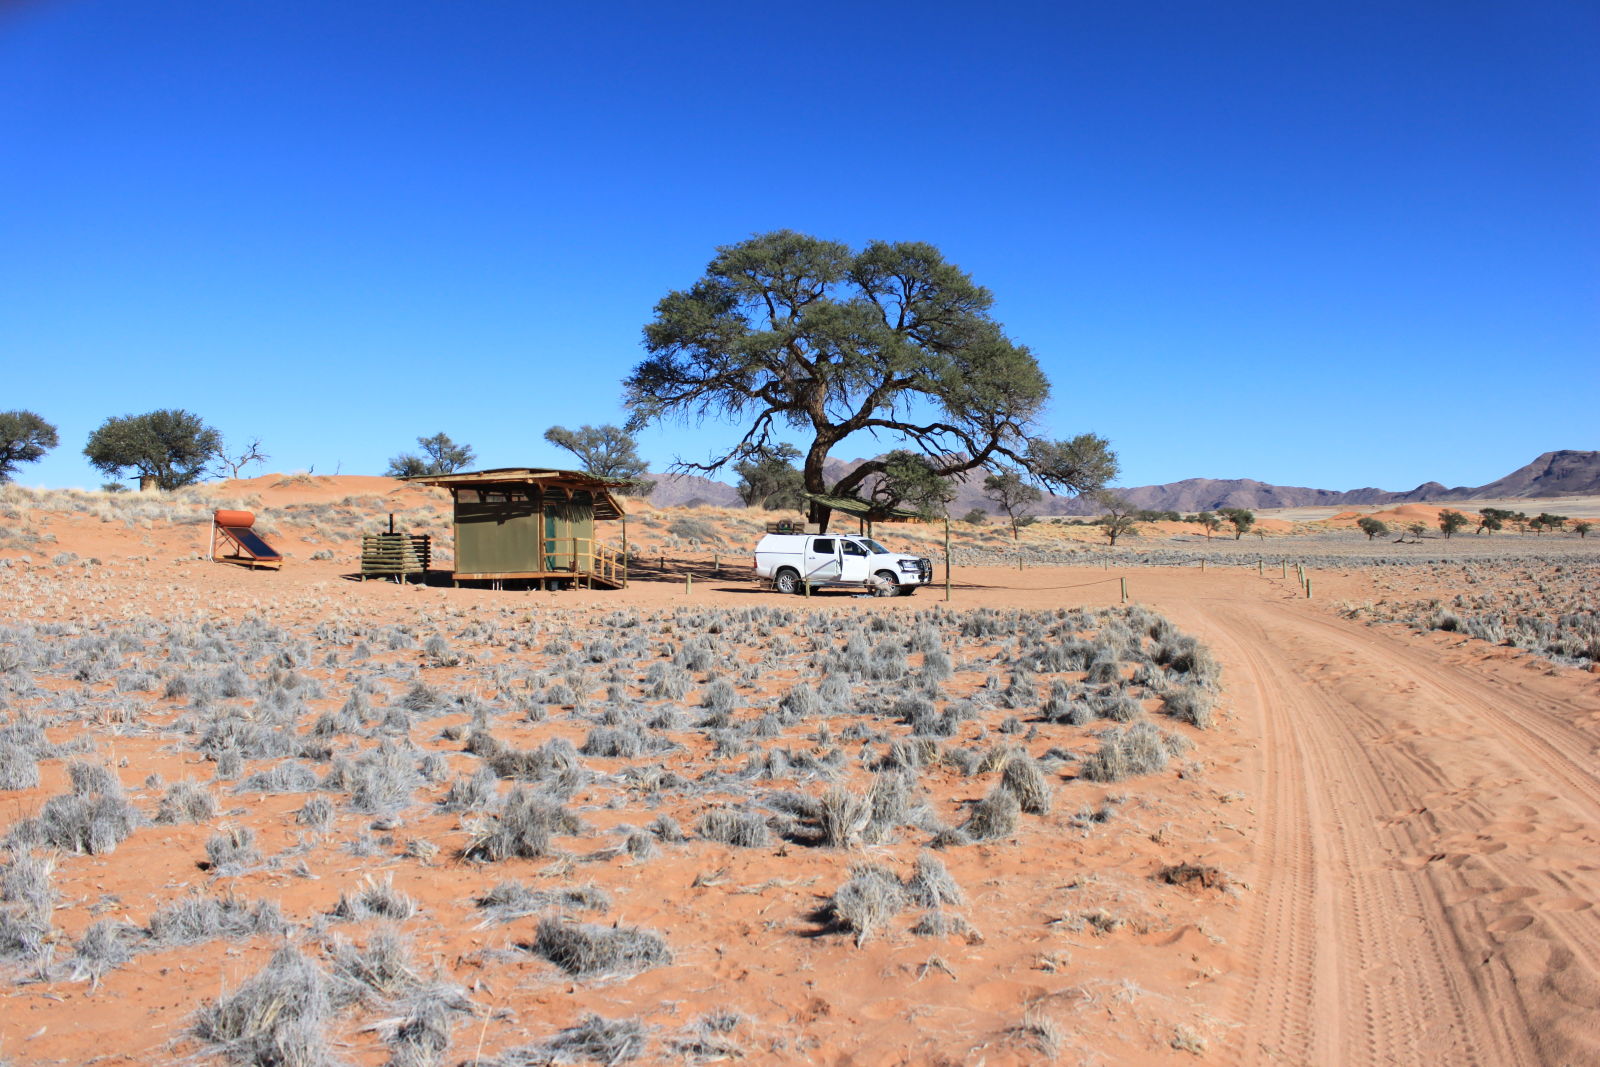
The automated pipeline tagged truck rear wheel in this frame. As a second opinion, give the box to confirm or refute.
[774,568,801,595]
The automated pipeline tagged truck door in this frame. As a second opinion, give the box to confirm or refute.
[805,537,841,584]
[839,538,870,582]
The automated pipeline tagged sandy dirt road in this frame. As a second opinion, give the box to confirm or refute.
[1157,589,1600,1066]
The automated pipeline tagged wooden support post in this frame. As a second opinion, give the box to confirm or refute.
[1306,577,1313,599]
[685,573,692,595]
[713,552,719,576]
[1120,577,1127,603]
[621,516,629,588]
[1258,558,1264,576]
[1199,559,1205,573]
[944,517,952,603]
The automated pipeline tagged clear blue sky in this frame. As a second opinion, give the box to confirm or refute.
[4,1,1596,493]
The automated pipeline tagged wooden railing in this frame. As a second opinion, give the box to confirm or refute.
[544,537,625,587]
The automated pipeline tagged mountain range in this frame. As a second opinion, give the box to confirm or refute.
[643,450,1600,515]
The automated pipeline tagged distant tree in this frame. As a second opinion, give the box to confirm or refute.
[1357,516,1389,541]
[623,230,1116,531]
[387,433,474,479]
[1476,508,1511,535]
[215,436,269,480]
[1437,510,1469,539]
[733,443,806,511]
[543,424,653,495]
[101,482,128,494]
[983,470,1043,540]
[84,409,222,491]
[1531,512,1568,535]
[1096,493,1139,546]
[1405,522,1427,541]
[872,450,958,519]
[1219,507,1255,540]
[1510,511,1530,534]
[1194,511,1222,540]
[0,410,59,482]
[962,508,989,525]
[1574,520,1593,539]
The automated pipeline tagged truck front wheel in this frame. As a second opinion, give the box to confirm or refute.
[774,568,802,595]
[871,571,900,597]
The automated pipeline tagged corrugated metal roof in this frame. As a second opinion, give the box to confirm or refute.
[409,469,627,520]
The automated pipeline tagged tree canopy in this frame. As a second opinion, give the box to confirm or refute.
[1437,509,1469,539]
[1356,516,1389,540]
[1096,493,1139,546]
[1219,507,1255,540]
[84,409,221,491]
[624,230,1115,529]
[734,443,806,511]
[983,470,1043,540]
[543,424,653,495]
[0,410,58,482]
[387,433,474,478]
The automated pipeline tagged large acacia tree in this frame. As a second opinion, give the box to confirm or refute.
[624,231,1115,530]
[84,409,222,491]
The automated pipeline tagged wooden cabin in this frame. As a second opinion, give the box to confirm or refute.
[410,469,627,589]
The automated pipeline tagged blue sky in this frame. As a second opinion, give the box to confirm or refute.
[3,1,1595,494]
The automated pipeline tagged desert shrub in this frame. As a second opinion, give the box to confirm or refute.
[778,682,823,719]
[436,767,498,812]
[697,808,770,848]
[476,881,611,924]
[237,761,319,794]
[147,892,286,946]
[817,785,869,848]
[295,795,335,830]
[1091,688,1143,723]
[328,925,419,1007]
[18,782,141,855]
[71,918,142,986]
[518,1013,647,1066]
[192,944,335,1067]
[339,741,422,813]
[0,742,40,790]
[206,824,262,874]
[383,982,474,1067]
[962,785,1020,841]
[1161,685,1214,728]
[999,753,1052,814]
[0,851,54,963]
[827,862,906,945]
[580,726,647,759]
[903,852,964,908]
[331,873,416,921]
[1079,722,1187,782]
[156,780,219,824]
[649,814,684,842]
[463,788,581,861]
[530,917,671,977]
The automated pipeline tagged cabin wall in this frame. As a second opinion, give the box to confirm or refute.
[454,488,543,575]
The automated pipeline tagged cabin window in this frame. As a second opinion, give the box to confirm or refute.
[841,540,866,556]
[811,538,835,554]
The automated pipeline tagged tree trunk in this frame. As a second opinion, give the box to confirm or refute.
[139,475,159,493]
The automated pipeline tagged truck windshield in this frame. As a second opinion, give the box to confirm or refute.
[859,539,889,554]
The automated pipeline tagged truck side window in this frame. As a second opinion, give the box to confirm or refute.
[841,540,866,556]
[810,538,835,554]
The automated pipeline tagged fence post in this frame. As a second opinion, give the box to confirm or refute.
[1120,577,1127,603]
[1306,577,1312,599]
[685,573,692,595]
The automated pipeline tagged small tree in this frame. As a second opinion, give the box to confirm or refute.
[1357,516,1389,541]
[1531,512,1568,535]
[1476,508,1510,535]
[84,409,222,491]
[543,424,653,495]
[215,436,269,480]
[1437,510,1469,539]
[1406,521,1427,541]
[873,450,957,519]
[983,470,1043,540]
[1194,511,1222,540]
[1096,493,1139,546]
[1574,520,1593,539]
[0,410,58,482]
[1219,507,1255,540]
[387,433,474,478]
[733,444,807,511]
[961,508,988,525]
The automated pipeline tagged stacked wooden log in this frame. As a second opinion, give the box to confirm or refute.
[360,533,431,580]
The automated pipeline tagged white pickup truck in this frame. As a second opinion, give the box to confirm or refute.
[753,533,933,596]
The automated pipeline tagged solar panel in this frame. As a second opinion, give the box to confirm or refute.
[221,526,282,560]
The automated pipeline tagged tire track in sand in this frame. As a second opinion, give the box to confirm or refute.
[1168,597,1598,1065]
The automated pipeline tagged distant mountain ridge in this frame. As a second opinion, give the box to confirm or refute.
[644,450,1600,515]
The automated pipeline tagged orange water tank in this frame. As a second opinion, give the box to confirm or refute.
[213,510,255,528]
